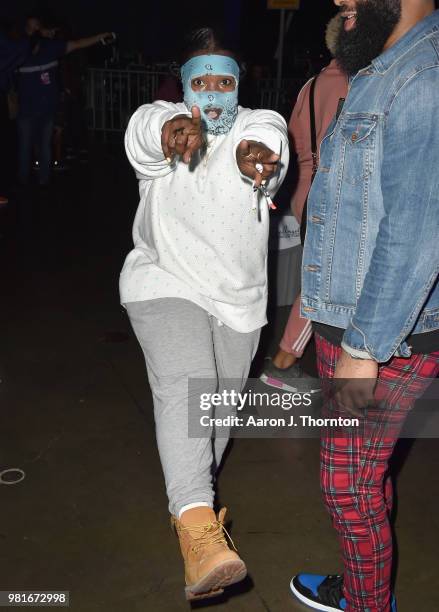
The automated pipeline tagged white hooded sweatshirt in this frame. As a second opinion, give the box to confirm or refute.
[120,101,289,333]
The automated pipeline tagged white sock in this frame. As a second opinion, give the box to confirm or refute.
[178,502,211,519]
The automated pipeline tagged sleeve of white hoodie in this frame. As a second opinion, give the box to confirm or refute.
[124,100,191,180]
[233,107,289,196]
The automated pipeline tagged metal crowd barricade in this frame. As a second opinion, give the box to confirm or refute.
[257,77,306,119]
[85,69,306,135]
[85,67,168,134]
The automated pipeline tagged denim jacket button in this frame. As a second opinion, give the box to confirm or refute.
[351,133,358,142]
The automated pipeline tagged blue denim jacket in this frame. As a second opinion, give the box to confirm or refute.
[301,11,439,363]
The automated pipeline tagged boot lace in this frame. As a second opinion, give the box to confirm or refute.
[180,519,237,554]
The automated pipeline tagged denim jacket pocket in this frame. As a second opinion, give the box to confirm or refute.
[340,114,378,185]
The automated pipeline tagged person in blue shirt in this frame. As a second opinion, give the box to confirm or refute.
[17,16,112,186]
[0,27,30,203]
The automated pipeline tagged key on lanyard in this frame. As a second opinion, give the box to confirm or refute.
[252,182,277,222]
[258,183,277,210]
[255,162,277,210]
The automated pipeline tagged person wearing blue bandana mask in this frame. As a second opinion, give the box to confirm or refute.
[180,53,239,136]
[121,27,289,602]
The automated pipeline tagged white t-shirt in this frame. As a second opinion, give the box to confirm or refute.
[120,101,289,333]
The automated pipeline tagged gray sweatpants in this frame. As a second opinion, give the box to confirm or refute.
[126,298,260,517]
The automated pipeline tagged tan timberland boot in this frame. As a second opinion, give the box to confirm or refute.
[171,506,247,601]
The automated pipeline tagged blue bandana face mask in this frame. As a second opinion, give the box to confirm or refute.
[181,54,240,135]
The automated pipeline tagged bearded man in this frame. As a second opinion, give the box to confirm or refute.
[290,1,439,611]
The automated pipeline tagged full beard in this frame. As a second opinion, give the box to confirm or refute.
[335,0,402,75]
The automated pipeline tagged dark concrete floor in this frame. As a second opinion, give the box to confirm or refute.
[1,145,438,612]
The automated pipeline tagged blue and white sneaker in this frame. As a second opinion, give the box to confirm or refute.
[290,573,397,611]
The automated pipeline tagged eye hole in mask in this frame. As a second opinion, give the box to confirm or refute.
[190,75,237,93]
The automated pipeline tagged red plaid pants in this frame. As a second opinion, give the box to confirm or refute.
[316,334,439,612]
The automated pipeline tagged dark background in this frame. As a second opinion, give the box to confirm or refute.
[0,0,338,67]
